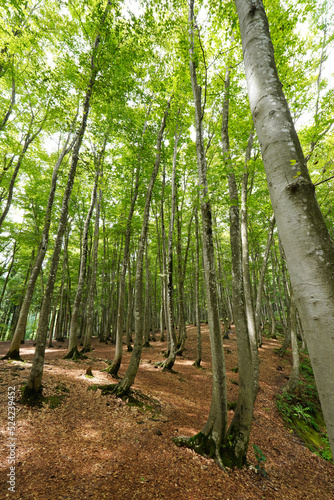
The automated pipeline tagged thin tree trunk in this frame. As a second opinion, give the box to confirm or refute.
[193,207,201,367]
[241,130,259,398]
[108,103,152,375]
[254,214,275,339]
[110,99,171,396]
[283,293,299,393]
[82,188,102,352]
[161,120,181,369]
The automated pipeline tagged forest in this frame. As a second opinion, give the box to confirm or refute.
[0,0,334,498]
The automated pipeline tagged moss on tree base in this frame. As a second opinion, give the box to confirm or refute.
[104,361,121,378]
[20,384,44,407]
[2,349,24,361]
[64,346,88,360]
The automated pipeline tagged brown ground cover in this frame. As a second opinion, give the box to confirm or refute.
[1,325,333,499]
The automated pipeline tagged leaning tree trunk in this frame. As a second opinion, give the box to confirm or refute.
[4,126,76,359]
[66,168,100,359]
[235,0,334,456]
[21,7,110,398]
[173,0,228,469]
[109,99,171,397]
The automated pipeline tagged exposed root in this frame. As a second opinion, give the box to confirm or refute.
[173,432,229,471]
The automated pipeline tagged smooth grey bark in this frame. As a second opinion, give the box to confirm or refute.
[126,258,133,351]
[3,129,77,360]
[173,1,228,469]
[66,170,99,358]
[235,0,334,456]
[22,6,110,396]
[110,99,170,396]
[143,241,151,348]
[82,187,102,353]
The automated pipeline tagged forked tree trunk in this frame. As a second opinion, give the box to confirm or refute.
[235,0,334,455]
[110,99,171,396]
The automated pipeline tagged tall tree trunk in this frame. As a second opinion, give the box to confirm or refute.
[241,130,259,398]
[82,187,102,353]
[66,169,100,359]
[108,104,152,375]
[283,292,299,393]
[3,125,76,359]
[22,7,110,398]
[254,214,275,338]
[161,120,181,370]
[110,99,171,396]
[193,207,201,368]
[224,173,254,467]
[173,1,228,469]
[220,56,255,465]
[235,0,334,455]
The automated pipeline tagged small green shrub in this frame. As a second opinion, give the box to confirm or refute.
[252,444,267,477]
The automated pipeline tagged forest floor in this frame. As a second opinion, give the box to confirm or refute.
[0,325,334,500]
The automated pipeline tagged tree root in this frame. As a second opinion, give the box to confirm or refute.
[172,432,227,471]
[64,346,88,360]
[2,349,24,361]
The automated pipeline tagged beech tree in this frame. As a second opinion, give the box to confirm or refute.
[234,0,334,456]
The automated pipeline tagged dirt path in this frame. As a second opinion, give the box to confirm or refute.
[1,325,333,499]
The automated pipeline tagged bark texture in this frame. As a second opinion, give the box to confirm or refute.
[235,0,334,455]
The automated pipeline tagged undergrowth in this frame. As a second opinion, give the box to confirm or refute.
[276,356,332,461]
